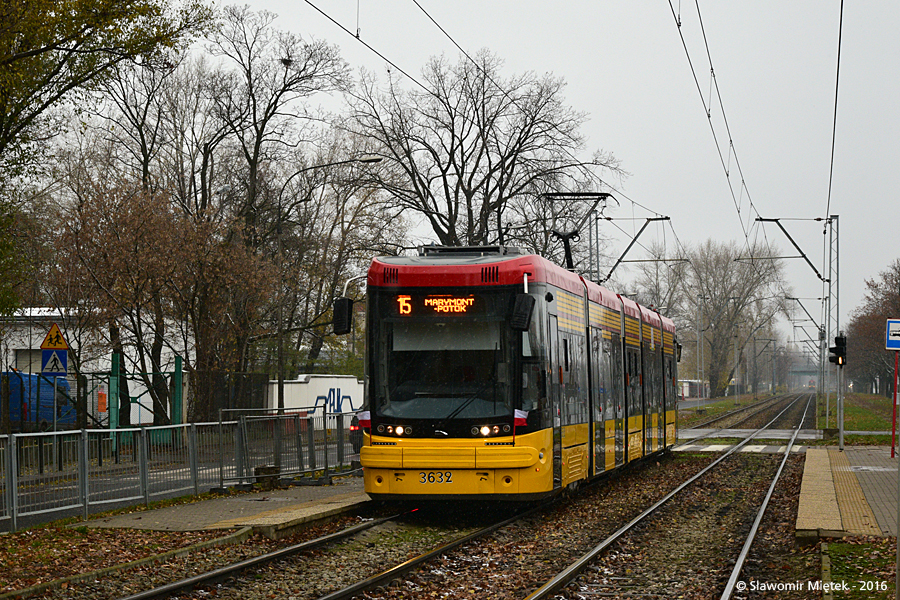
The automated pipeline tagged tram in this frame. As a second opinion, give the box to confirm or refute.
[333,245,679,500]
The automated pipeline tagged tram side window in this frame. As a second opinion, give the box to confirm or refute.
[562,333,587,426]
[651,353,660,409]
[599,336,613,418]
[665,358,676,411]
[521,316,551,426]
[628,350,641,416]
[655,353,663,408]
[590,328,604,421]
[521,328,543,413]
[643,351,654,408]
[610,336,623,414]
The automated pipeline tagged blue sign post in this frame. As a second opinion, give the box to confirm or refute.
[888,319,900,462]
[888,319,900,583]
[886,319,900,351]
[41,349,68,376]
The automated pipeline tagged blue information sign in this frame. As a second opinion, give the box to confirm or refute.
[887,319,900,351]
[41,349,68,376]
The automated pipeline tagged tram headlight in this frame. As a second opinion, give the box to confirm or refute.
[492,425,500,434]
[471,427,480,435]
[480,425,491,436]
[395,426,405,436]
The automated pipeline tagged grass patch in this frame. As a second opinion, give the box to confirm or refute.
[803,434,894,447]
[825,537,896,599]
[819,393,893,431]
[679,437,745,445]
[678,394,762,428]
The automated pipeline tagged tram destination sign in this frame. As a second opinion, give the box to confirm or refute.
[394,294,484,316]
[887,319,900,351]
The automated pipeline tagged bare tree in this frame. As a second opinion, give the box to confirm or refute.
[683,240,786,397]
[96,61,177,193]
[209,5,349,242]
[287,156,401,373]
[632,239,689,316]
[347,49,621,248]
[845,259,900,395]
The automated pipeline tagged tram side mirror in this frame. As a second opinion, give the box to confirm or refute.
[510,294,536,331]
[333,297,353,335]
[676,342,683,362]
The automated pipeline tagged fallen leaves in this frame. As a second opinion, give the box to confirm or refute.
[0,526,222,593]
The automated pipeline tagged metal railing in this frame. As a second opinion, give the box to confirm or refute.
[0,408,361,532]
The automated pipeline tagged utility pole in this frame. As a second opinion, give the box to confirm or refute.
[826,215,840,428]
[733,332,739,399]
[698,296,708,400]
[697,299,701,400]
[752,338,757,397]
[757,215,838,425]
[772,345,777,393]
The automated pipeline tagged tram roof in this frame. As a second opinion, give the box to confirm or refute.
[369,248,585,295]
[369,247,677,335]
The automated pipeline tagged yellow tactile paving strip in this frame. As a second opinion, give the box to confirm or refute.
[796,448,842,533]
[829,448,881,536]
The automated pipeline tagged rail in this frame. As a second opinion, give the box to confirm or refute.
[116,512,401,600]
[525,393,811,600]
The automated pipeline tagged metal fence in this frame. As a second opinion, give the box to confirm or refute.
[0,408,361,532]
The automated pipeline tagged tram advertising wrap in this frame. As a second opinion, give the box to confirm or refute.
[333,246,679,501]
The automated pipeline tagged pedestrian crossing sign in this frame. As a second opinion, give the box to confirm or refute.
[40,323,69,350]
[41,349,68,376]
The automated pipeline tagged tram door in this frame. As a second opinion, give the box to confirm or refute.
[658,337,667,449]
[549,315,562,489]
[624,344,643,463]
[641,344,651,456]
[641,344,650,456]
[664,351,677,446]
[611,336,625,468]
[642,342,658,455]
[590,327,605,475]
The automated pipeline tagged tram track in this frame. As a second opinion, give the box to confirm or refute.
[527,393,814,600]
[688,393,792,430]
[102,454,721,600]
[54,396,814,600]
[314,455,723,600]
[113,503,549,600]
[287,395,811,600]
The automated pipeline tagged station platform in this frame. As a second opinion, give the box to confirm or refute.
[85,474,370,540]
[675,432,898,541]
[796,446,897,541]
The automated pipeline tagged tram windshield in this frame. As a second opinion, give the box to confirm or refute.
[371,290,514,420]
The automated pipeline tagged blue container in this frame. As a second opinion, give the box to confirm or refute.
[2,372,74,431]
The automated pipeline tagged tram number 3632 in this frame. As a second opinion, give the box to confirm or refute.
[419,471,453,484]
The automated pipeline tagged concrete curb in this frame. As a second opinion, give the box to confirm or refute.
[0,527,252,600]
[820,542,834,600]
[251,499,371,540]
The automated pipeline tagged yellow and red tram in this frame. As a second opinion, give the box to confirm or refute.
[335,246,680,500]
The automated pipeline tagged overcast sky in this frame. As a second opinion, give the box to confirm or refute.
[248,0,899,340]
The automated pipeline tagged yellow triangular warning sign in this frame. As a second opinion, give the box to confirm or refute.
[40,323,69,350]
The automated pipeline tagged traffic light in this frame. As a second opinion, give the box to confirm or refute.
[829,335,847,366]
